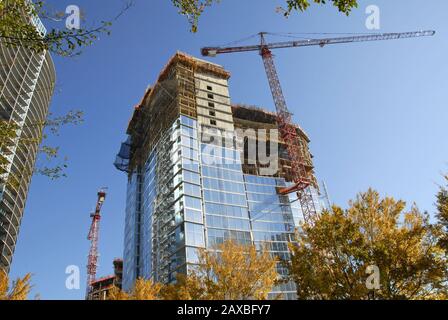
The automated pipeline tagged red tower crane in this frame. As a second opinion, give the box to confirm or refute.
[86,188,107,299]
[201,30,435,223]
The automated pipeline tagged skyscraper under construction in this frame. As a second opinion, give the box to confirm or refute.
[115,52,328,299]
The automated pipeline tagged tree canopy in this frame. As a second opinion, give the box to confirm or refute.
[110,240,278,300]
[166,240,278,300]
[288,189,448,300]
[0,271,32,300]
[436,175,448,252]
[109,278,162,300]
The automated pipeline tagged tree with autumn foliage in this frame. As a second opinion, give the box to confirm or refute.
[0,271,32,300]
[436,175,448,253]
[288,189,448,300]
[110,240,278,300]
[160,273,205,300]
[109,278,162,300]
[165,240,278,300]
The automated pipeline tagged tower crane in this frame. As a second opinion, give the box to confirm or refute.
[86,188,107,299]
[201,30,435,223]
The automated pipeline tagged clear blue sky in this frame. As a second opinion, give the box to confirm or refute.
[8,0,448,299]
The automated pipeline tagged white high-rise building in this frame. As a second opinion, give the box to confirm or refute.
[0,10,56,273]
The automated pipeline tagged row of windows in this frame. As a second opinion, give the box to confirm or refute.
[180,136,198,150]
[182,161,200,173]
[252,231,292,242]
[204,190,247,206]
[182,181,268,208]
[186,246,200,264]
[180,115,196,128]
[181,147,199,161]
[169,225,186,252]
[200,127,237,147]
[161,180,290,222]
[254,241,289,252]
[246,192,281,203]
[203,162,242,172]
[185,222,205,248]
[181,125,198,138]
[202,165,244,182]
[183,183,201,198]
[184,208,203,224]
[207,228,252,247]
[249,211,293,223]
[183,170,200,185]
[201,155,241,167]
[204,203,249,219]
[248,202,292,214]
[205,215,251,231]
[184,196,202,210]
[244,175,286,187]
[252,221,294,232]
[203,177,246,194]
[200,144,240,161]
[245,183,278,195]
[168,249,186,272]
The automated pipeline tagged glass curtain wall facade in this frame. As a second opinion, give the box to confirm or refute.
[123,115,205,289]
[123,114,327,299]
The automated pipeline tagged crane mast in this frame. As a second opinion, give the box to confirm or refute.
[201,30,435,223]
[259,33,318,222]
[86,189,107,299]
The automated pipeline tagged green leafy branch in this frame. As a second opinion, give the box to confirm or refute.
[0,110,84,187]
[0,0,133,57]
[171,0,358,33]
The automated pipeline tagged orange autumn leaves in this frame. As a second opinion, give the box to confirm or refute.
[0,271,32,300]
[109,240,279,300]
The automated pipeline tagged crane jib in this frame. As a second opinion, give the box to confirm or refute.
[201,30,436,56]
